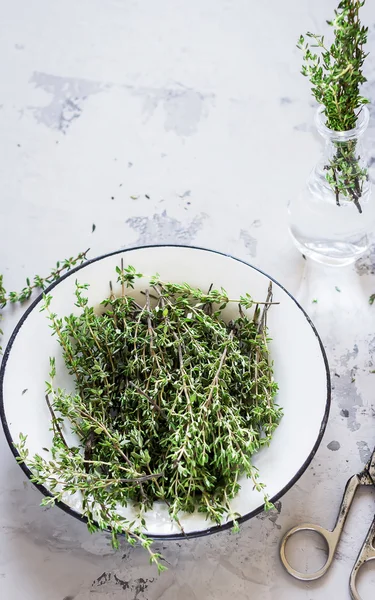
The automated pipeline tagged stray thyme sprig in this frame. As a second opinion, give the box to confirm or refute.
[16,265,282,571]
[0,275,6,354]
[298,0,369,212]
[1,249,90,308]
[0,250,89,355]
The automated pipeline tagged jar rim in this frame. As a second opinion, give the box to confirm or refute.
[315,105,369,140]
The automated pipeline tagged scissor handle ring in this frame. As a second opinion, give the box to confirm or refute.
[350,556,375,600]
[349,517,375,600]
[280,523,336,581]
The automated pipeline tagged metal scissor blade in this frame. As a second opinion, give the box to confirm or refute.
[358,446,375,486]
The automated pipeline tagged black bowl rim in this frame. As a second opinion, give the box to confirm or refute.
[0,244,331,540]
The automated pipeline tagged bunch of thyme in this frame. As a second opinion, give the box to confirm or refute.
[0,250,89,354]
[16,263,282,571]
[298,0,369,212]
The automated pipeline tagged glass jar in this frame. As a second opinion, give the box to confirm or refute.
[288,106,375,266]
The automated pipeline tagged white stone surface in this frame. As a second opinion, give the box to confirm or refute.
[0,1,375,598]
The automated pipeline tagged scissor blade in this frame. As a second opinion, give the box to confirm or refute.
[359,446,375,486]
[358,471,375,486]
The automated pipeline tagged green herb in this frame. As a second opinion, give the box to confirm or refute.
[369,294,375,305]
[298,0,369,212]
[15,264,282,570]
[0,250,89,309]
[0,275,5,355]
[312,298,318,304]
[0,250,89,354]
[335,286,341,292]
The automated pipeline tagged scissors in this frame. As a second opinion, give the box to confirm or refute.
[280,445,375,600]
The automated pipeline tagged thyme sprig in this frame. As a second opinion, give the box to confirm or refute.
[15,264,282,571]
[0,250,89,354]
[0,249,90,308]
[298,0,369,212]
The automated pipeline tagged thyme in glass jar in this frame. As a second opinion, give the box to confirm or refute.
[298,0,369,212]
[15,264,282,571]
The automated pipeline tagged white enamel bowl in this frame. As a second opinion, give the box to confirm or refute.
[0,245,330,539]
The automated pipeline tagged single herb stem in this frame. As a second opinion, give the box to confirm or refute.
[0,250,90,355]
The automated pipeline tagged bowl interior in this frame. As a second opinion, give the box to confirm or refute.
[0,246,329,537]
